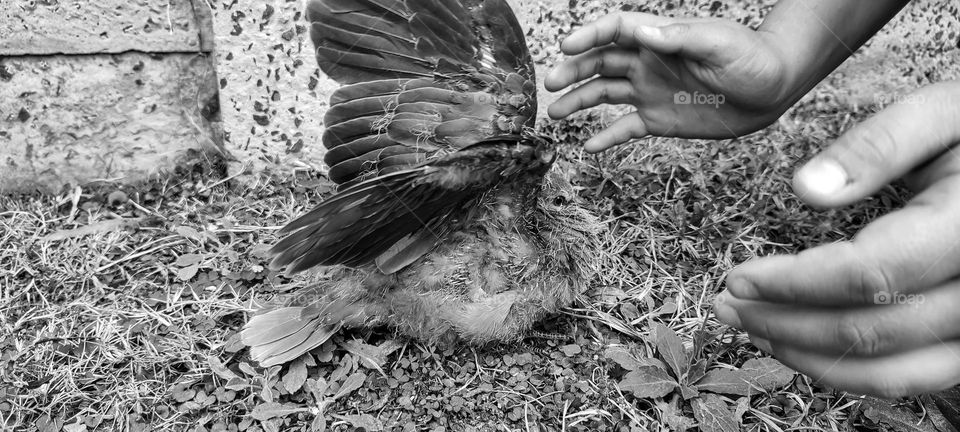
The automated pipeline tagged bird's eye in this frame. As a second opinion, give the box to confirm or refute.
[553,195,568,206]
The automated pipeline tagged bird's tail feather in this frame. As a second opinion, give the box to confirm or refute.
[240,298,371,367]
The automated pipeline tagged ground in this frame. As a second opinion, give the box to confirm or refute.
[3,0,960,431]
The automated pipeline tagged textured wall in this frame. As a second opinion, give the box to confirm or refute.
[0,0,205,55]
[0,53,220,191]
[0,0,218,192]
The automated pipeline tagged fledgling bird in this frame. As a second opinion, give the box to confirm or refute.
[241,0,603,367]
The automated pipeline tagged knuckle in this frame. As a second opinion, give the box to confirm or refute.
[835,316,886,357]
[852,259,896,304]
[838,124,898,169]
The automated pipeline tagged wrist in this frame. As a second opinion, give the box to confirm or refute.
[754,28,806,111]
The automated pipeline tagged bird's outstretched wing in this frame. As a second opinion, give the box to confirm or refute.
[309,0,539,186]
[270,0,548,274]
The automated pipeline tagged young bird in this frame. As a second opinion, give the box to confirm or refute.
[241,0,603,367]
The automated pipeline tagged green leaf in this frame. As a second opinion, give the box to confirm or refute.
[560,344,582,356]
[652,322,688,378]
[282,355,309,393]
[695,368,751,396]
[618,366,678,399]
[333,372,366,401]
[177,264,199,281]
[604,346,667,371]
[656,400,695,432]
[695,358,795,396]
[740,358,795,391]
[174,253,205,267]
[691,394,739,432]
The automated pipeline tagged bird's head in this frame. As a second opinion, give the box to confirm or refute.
[533,163,603,279]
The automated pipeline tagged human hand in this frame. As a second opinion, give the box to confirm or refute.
[545,13,794,152]
[715,81,960,398]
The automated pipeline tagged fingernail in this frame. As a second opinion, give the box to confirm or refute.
[726,276,759,300]
[750,335,773,354]
[713,294,743,328]
[796,158,848,197]
[635,25,664,41]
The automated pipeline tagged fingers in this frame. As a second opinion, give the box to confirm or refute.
[794,82,960,208]
[584,112,649,153]
[548,78,636,120]
[725,175,960,305]
[754,337,960,398]
[715,281,960,358]
[560,13,672,55]
[545,47,638,93]
[630,20,737,64]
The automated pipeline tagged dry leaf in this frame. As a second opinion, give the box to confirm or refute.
[207,356,240,381]
[331,414,383,431]
[41,217,144,242]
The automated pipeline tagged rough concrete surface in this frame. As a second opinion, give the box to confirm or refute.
[0,0,204,55]
[0,53,220,191]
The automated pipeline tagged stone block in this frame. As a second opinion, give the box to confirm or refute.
[0,53,221,191]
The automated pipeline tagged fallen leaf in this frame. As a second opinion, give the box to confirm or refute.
[207,356,240,381]
[691,394,739,432]
[618,366,678,399]
[330,414,383,431]
[282,355,309,393]
[343,339,401,377]
[860,397,936,432]
[652,322,688,378]
[41,217,144,242]
[250,402,309,421]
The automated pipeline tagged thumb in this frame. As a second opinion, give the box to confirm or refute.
[633,20,741,63]
[793,83,960,208]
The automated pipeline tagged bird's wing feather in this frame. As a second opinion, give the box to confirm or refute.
[271,141,551,273]
[307,0,538,186]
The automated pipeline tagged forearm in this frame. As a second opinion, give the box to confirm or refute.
[759,0,910,106]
